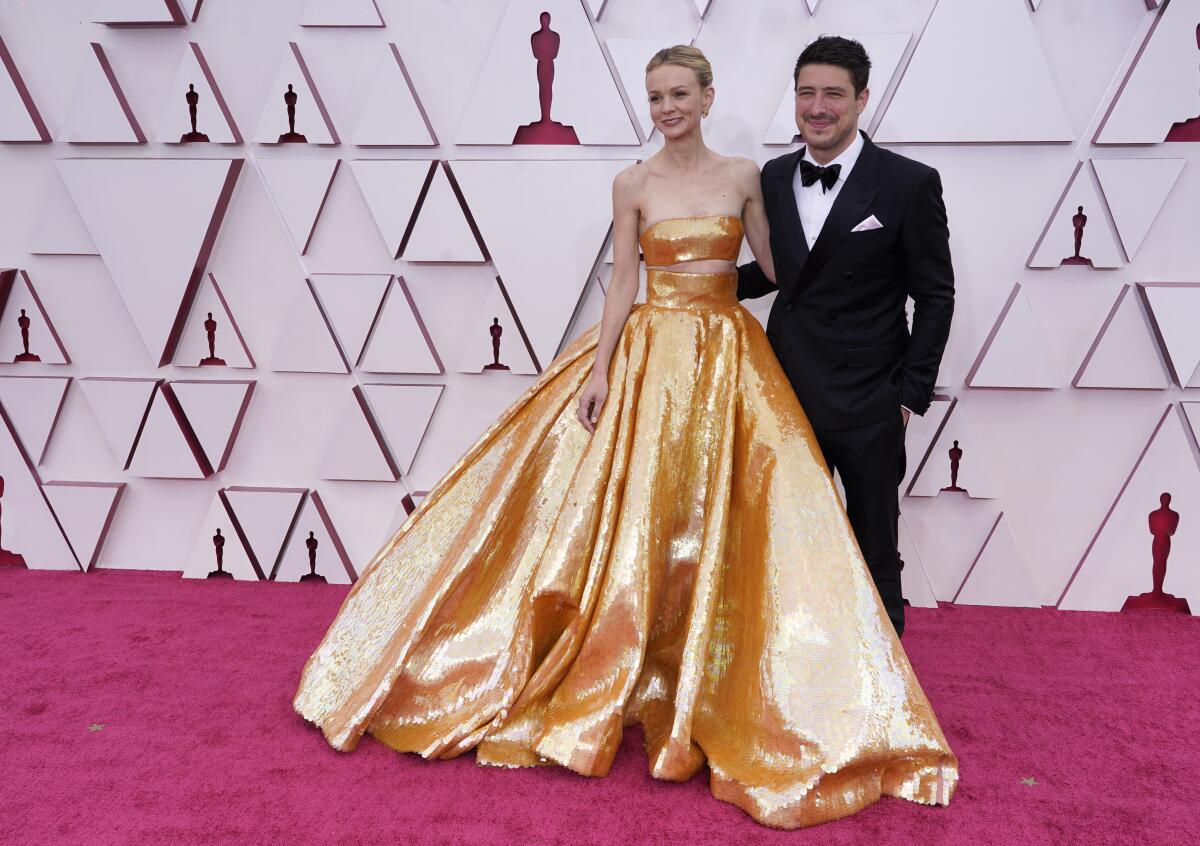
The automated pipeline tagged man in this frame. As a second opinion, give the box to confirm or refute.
[738,36,954,636]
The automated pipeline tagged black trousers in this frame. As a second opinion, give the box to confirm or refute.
[813,413,907,637]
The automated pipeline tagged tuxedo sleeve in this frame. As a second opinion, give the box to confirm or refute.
[736,260,774,300]
[736,165,776,300]
[898,168,954,415]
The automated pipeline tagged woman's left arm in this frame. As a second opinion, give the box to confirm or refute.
[739,159,776,286]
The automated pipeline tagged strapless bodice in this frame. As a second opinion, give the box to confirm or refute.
[639,215,743,266]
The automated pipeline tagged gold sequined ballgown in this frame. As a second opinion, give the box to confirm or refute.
[293,215,958,829]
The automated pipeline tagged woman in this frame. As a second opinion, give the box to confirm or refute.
[294,46,957,829]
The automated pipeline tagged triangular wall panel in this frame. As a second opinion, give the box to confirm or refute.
[42,481,124,571]
[352,43,436,145]
[898,515,938,609]
[1092,158,1185,260]
[348,159,432,259]
[269,279,349,374]
[309,273,392,366]
[907,400,998,499]
[170,380,254,473]
[558,275,605,353]
[182,493,261,580]
[275,491,356,582]
[456,0,638,145]
[901,396,953,494]
[1028,162,1123,269]
[1059,405,1200,612]
[1140,284,1200,388]
[62,43,145,143]
[0,412,77,570]
[954,514,1042,608]
[126,384,207,478]
[455,281,539,375]
[452,160,629,367]
[252,42,338,145]
[358,276,443,374]
[300,0,384,26]
[58,158,242,366]
[0,376,70,464]
[172,273,255,369]
[1096,0,1200,144]
[581,0,608,20]
[965,283,1059,389]
[605,37,669,142]
[77,377,159,468]
[317,386,398,481]
[360,383,443,475]
[154,42,241,144]
[256,158,340,255]
[1184,402,1200,450]
[1073,285,1171,390]
[903,493,1002,601]
[222,486,306,578]
[29,167,99,255]
[0,35,50,141]
[0,270,69,365]
[402,163,485,263]
[91,0,186,25]
[875,0,1072,142]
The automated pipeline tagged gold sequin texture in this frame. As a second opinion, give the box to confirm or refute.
[294,215,958,829]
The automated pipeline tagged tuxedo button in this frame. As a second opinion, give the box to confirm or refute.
[786,303,795,312]
[828,313,839,322]
[842,271,854,279]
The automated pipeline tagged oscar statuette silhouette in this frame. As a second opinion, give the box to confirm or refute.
[940,440,968,494]
[1061,205,1093,267]
[199,312,226,366]
[300,531,326,583]
[483,317,510,371]
[180,83,209,142]
[14,309,41,363]
[278,84,307,143]
[207,527,233,579]
[512,12,580,144]
[0,476,28,567]
[1121,493,1191,613]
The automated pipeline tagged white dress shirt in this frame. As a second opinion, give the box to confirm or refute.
[792,131,864,249]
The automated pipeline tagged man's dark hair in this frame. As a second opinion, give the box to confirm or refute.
[793,36,871,95]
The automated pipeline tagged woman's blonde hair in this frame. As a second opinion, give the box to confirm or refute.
[645,45,713,88]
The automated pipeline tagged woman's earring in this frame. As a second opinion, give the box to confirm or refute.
[702,107,710,118]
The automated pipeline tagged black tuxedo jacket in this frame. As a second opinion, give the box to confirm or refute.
[738,132,954,431]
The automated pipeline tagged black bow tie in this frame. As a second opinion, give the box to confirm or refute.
[799,158,841,193]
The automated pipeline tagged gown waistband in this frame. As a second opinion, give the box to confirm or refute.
[645,269,739,311]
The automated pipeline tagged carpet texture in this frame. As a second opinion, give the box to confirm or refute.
[2,567,1197,845]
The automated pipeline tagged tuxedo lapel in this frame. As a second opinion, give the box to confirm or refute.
[791,133,881,294]
[773,149,809,276]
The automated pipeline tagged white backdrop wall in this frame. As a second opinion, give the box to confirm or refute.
[1,0,1199,613]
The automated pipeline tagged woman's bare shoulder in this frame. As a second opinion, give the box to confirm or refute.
[722,155,761,184]
[614,161,652,189]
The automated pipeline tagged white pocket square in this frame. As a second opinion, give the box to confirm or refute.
[851,214,883,232]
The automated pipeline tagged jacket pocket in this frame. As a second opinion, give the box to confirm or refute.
[843,340,905,367]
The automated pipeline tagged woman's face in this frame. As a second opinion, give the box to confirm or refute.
[646,64,712,139]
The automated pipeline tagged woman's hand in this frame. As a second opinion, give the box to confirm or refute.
[577,373,608,434]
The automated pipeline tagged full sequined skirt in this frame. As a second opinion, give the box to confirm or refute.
[293,271,958,829]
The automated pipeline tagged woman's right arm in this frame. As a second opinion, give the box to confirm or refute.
[577,167,640,433]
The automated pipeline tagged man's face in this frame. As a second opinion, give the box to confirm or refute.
[794,63,868,156]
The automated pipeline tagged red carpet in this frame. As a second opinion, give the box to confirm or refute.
[3,567,1197,845]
